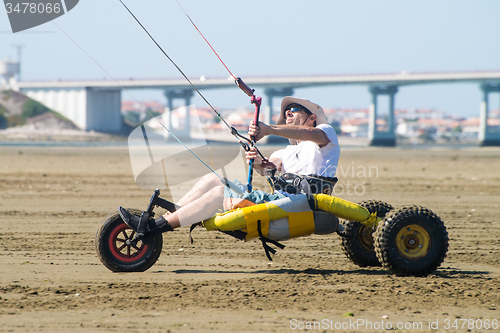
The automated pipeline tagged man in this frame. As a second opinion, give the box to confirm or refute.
[118,97,340,236]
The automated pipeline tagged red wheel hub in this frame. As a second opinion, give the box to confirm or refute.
[109,223,149,262]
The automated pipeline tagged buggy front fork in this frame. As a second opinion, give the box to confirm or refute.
[134,189,179,240]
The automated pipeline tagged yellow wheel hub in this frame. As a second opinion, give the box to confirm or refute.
[358,225,376,251]
[395,224,431,260]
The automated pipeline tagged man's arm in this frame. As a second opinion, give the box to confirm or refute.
[249,121,330,148]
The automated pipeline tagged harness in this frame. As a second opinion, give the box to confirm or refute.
[268,172,338,196]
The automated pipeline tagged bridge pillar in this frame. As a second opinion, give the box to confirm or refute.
[86,88,122,133]
[479,83,500,146]
[368,85,398,147]
[22,87,122,132]
[264,87,294,143]
[163,89,194,141]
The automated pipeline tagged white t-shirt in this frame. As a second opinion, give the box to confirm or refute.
[269,124,340,178]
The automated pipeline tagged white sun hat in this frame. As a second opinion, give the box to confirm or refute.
[276,96,328,126]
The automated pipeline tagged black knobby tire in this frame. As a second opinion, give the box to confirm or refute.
[95,209,163,272]
[374,205,449,277]
[340,200,393,267]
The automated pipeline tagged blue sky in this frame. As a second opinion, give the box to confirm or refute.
[2,0,500,117]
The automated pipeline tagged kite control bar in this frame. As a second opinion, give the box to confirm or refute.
[234,77,264,192]
[236,77,255,97]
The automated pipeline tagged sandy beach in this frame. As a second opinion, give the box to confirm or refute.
[0,144,499,332]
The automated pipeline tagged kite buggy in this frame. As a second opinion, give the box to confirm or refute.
[95,1,449,277]
[95,170,449,277]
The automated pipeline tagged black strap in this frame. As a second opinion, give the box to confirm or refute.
[308,174,338,184]
[189,222,202,244]
[189,223,247,244]
[220,230,247,241]
[257,220,285,261]
[299,178,316,210]
[261,241,276,261]
[135,211,150,240]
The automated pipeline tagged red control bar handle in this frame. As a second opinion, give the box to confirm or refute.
[235,77,254,97]
[250,95,262,142]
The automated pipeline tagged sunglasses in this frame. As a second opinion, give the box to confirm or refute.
[286,105,312,115]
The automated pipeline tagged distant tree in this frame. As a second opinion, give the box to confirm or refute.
[149,110,161,118]
[8,114,25,127]
[418,130,435,143]
[0,104,11,129]
[1,90,12,101]
[123,112,141,126]
[22,99,51,118]
[143,110,161,122]
[329,120,341,135]
[0,113,7,129]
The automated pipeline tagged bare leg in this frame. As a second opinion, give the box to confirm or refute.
[175,173,221,207]
[118,180,226,235]
[164,184,224,228]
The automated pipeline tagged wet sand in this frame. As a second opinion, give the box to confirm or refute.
[0,145,499,332]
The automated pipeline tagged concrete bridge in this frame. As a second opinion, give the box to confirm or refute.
[13,70,500,146]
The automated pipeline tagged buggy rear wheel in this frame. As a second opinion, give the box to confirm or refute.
[374,205,448,277]
[95,209,163,272]
[340,200,393,267]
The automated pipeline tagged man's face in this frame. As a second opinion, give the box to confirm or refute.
[285,105,313,126]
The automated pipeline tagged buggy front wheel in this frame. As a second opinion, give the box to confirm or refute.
[95,209,163,272]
